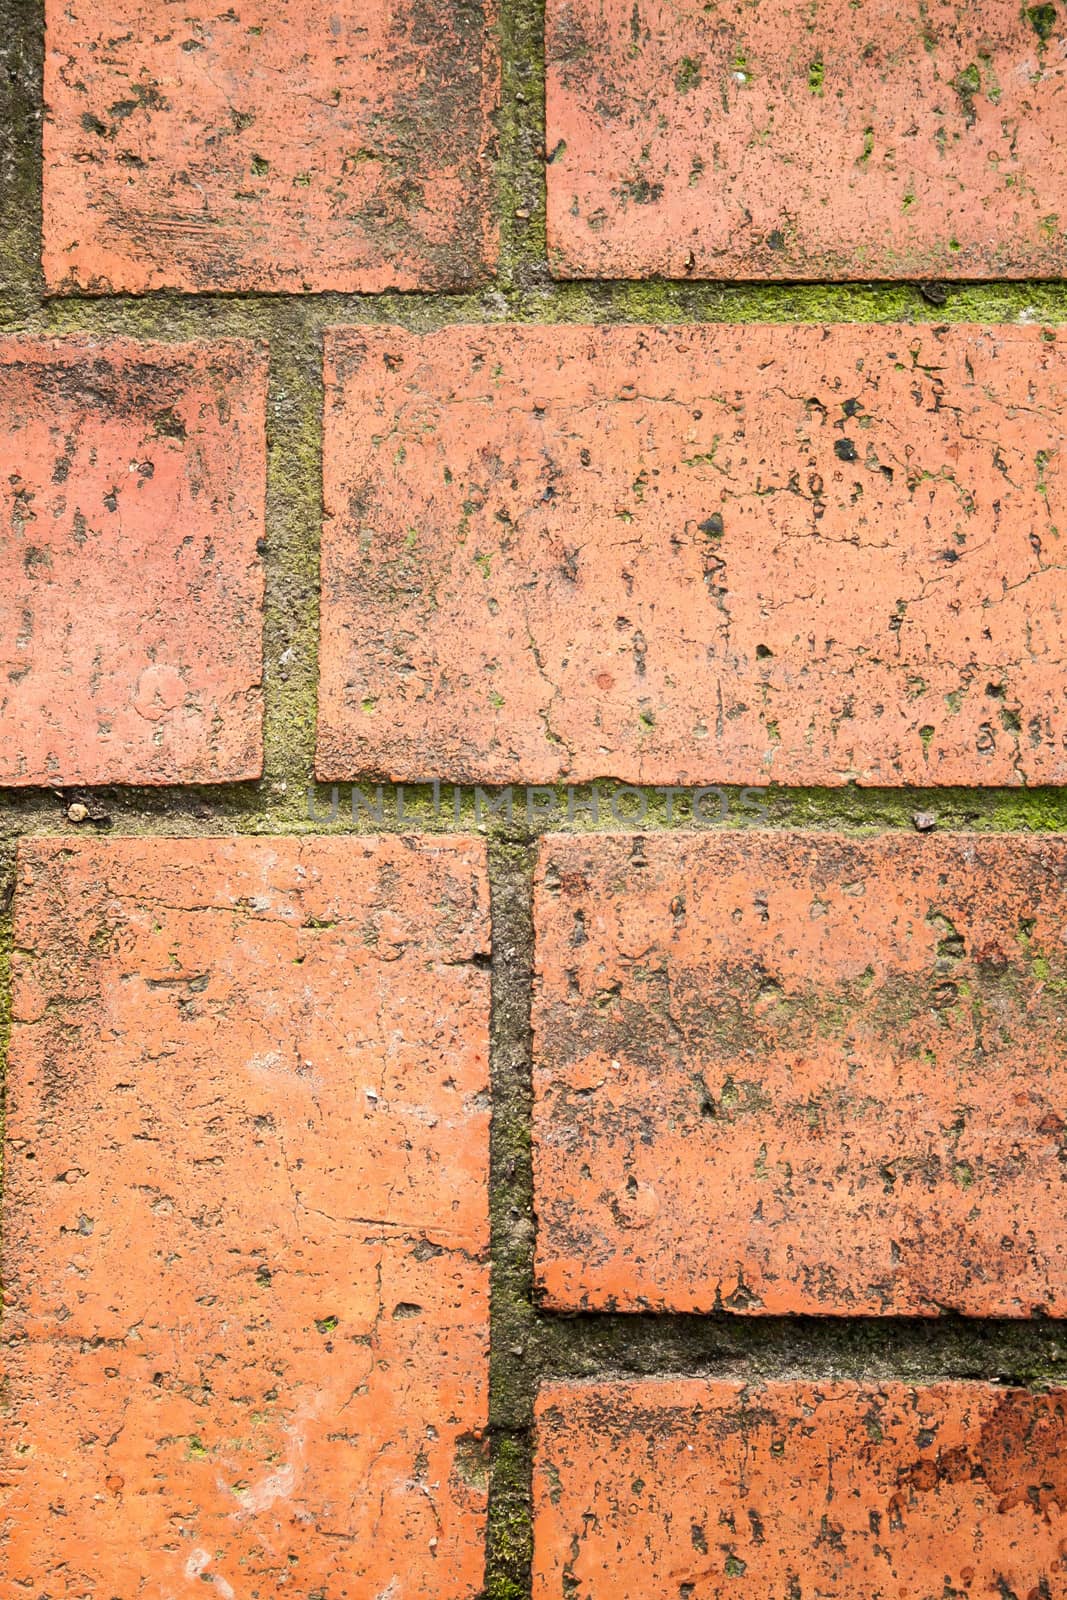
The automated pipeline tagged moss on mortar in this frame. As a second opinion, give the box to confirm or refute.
[0,845,14,1310]
[486,841,537,1597]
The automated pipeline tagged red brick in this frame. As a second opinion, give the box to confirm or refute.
[43,0,499,293]
[546,0,1067,281]
[318,322,1067,786]
[0,337,266,786]
[0,836,490,1598]
[533,831,1067,1316]
[533,1379,1067,1600]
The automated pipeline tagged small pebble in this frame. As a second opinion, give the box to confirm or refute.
[912,811,937,832]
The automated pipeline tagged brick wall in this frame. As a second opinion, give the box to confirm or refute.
[1,1,1066,1596]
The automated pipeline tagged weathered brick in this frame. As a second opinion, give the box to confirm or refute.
[0,337,266,785]
[43,0,499,293]
[533,1379,1067,1600]
[546,0,1067,281]
[533,831,1067,1316]
[1,836,490,1597]
[318,323,1067,786]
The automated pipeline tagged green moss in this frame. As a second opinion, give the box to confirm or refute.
[495,0,548,286]
[1026,4,1058,44]
[485,842,536,1598]
[951,61,983,128]
[2,779,1066,849]
[526,277,1067,328]
[257,308,324,813]
[674,56,703,94]
[487,1433,534,1600]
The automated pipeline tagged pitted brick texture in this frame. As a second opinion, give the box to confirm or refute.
[43,0,499,293]
[533,831,1067,1316]
[0,337,266,785]
[1,836,491,1599]
[318,322,1067,786]
[546,0,1067,281]
[534,1380,1067,1600]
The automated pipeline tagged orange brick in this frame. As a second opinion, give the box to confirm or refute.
[0,337,266,785]
[534,1379,1067,1600]
[1,836,490,1598]
[43,0,499,293]
[546,0,1067,280]
[533,831,1067,1316]
[318,322,1067,786]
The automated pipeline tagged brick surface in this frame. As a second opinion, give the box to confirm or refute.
[546,0,1067,281]
[43,0,499,294]
[0,836,491,1598]
[533,831,1067,1316]
[318,322,1067,786]
[0,337,266,785]
[533,1379,1067,1600]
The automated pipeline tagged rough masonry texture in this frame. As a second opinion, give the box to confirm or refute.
[1,836,491,1597]
[0,337,267,785]
[534,831,1067,1316]
[3,0,1067,1592]
[533,1380,1067,1600]
[318,322,1066,786]
[546,0,1067,280]
[43,0,500,292]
